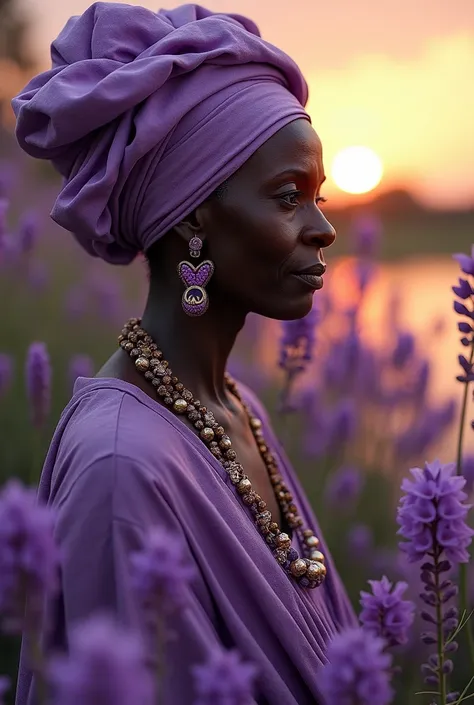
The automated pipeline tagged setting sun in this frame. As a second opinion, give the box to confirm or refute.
[331,146,383,195]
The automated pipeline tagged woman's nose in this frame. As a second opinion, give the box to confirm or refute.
[301,210,337,249]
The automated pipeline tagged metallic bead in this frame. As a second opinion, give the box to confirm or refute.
[195,420,204,430]
[118,334,125,343]
[269,522,279,533]
[227,463,244,484]
[157,385,167,395]
[274,549,288,565]
[194,400,201,408]
[165,384,174,393]
[237,478,252,495]
[215,426,225,437]
[305,535,320,548]
[135,357,149,372]
[219,435,232,450]
[152,350,163,359]
[256,510,272,526]
[162,375,171,385]
[309,549,325,563]
[226,449,237,460]
[188,410,199,422]
[250,417,262,429]
[303,529,313,538]
[124,342,134,352]
[150,359,166,373]
[173,399,188,414]
[129,317,139,325]
[144,371,154,381]
[270,474,283,486]
[144,335,152,344]
[141,346,152,357]
[257,500,267,512]
[200,427,215,442]
[275,532,291,549]
[121,328,129,337]
[152,378,161,388]
[258,444,268,454]
[290,559,307,577]
[171,376,178,384]
[242,490,258,505]
[306,561,326,583]
[210,447,222,457]
[128,332,138,343]
[172,391,180,400]
[164,396,173,405]
[182,389,193,401]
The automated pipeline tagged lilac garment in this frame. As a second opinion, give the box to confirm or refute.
[15,377,356,705]
[11,3,310,264]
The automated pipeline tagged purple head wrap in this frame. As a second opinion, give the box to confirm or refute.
[12,3,310,265]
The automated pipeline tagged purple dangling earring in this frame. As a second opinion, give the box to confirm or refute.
[177,236,215,317]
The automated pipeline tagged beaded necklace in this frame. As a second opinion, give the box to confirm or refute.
[119,317,326,589]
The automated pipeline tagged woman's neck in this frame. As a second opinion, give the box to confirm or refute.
[140,284,247,408]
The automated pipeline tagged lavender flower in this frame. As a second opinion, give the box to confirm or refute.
[347,523,373,558]
[49,613,155,705]
[324,465,363,509]
[68,354,94,391]
[130,527,196,615]
[279,303,319,376]
[350,214,382,259]
[392,331,415,369]
[25,341,52,430]
[192,647,258,705]
[397,460,473,564]
[319,627,393,705]
[453,247,474,276]
[0,199,8,240]
[0,479,59,633]
[0,677,9,705]
[18,211,40,254]
[452,277,474,300]
[0,354,13,399]
[397,461,472,698]
[360,575,415,646]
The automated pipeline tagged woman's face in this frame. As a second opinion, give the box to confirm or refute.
[198,118,336,320]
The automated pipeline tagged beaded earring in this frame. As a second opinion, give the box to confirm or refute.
[177,236,215,317]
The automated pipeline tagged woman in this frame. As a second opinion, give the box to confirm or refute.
[12,3,356,703]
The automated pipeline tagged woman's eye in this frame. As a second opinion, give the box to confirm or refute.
[278,191,302,207]
[278,192,328,208]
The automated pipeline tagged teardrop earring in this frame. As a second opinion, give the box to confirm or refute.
[177,237,215,317]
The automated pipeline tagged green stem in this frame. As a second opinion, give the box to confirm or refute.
[435,549,447,705]
[455,342,474,668]
[27,629,49,705]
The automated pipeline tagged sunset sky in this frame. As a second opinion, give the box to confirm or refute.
[15,0,474,209]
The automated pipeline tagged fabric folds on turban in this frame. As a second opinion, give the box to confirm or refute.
[11,2,311,264]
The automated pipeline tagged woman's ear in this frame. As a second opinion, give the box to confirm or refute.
[172,205,206,247]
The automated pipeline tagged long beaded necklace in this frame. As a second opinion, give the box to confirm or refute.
[119,317,327,589]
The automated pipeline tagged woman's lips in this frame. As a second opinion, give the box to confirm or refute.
[292,273,324,289]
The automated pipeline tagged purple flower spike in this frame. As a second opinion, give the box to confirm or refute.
[454,300,474,318]
[130,527,196,616]
[68,355,94,391]
[18,211,40,254]
[279,303,319,376]
[0,354,13,399]
[0,479,59,634]
[453,249,474,276]
[360,575,415,646]
[397,460,473,564]
[25,342,52,430]
[192,647,258,705]
[324,465,363,509]
[452,277,473,299]
[319,627,393,705]
[49,613,155,705]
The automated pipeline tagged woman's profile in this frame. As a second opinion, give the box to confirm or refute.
[12,3,356,703]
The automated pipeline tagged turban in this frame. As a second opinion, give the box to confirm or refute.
[11,2,311,265]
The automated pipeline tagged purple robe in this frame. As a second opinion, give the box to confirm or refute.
[15,377,356,704]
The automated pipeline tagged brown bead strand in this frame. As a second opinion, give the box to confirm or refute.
[118,318,326,589]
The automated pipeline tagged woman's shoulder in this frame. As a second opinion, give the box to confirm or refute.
[47,377,213,496]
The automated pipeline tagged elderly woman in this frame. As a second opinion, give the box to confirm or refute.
[12,3,356,703]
